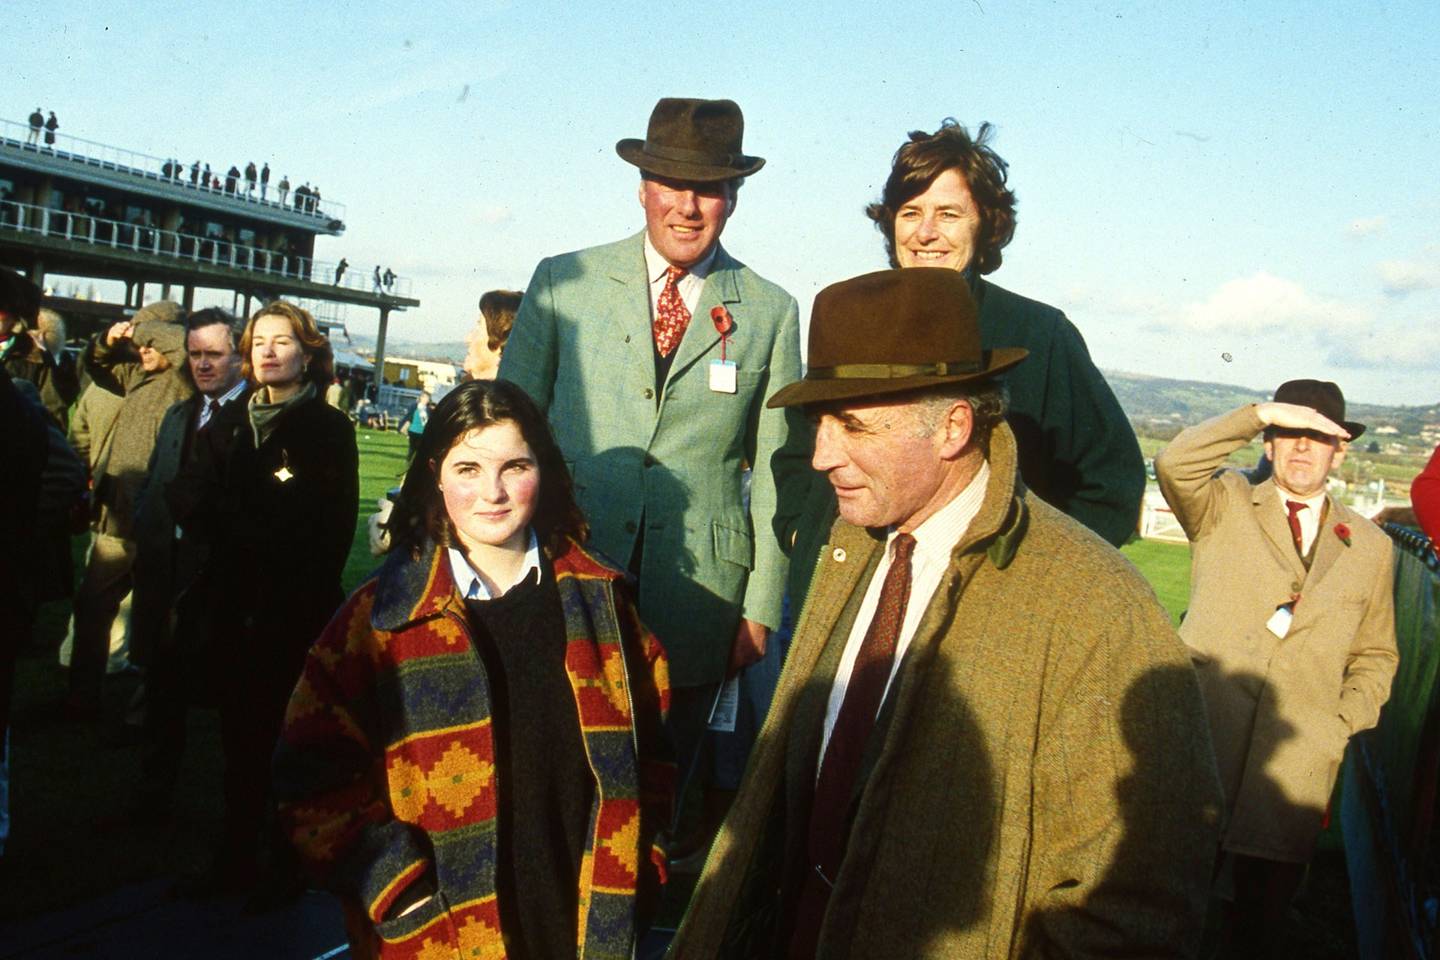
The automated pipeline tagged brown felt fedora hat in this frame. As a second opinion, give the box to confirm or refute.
[1272,378,1366,439]
[616,98,765,182]
[768,269,1028,408]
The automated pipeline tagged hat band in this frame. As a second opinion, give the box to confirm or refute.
[641,140,743,168]
[807,360,981,380]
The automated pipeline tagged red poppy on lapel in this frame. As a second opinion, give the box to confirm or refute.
[1335,522,1352,547]
[710,305,734,335]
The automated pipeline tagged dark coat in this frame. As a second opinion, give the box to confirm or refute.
[1,332,79,430]
[171,391,358,683]
[130,391,250,666]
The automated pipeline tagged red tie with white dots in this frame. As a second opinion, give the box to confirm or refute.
[653,265,690,357]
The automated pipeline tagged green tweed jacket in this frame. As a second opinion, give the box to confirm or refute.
[499,231,810,686]
[670,425,1222,959]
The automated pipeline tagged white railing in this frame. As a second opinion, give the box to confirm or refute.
[0,197,410,298]
[0,116,346,222]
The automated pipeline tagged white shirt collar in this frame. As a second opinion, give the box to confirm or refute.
[447,528,542,601]
[889,460,991,562]
[211,379,246,406]
[642,232,718,286]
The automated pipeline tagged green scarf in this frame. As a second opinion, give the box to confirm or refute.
[248,380,316,447]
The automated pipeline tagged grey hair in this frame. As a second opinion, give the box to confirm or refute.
[35,308,66,351]
[909,381,1009,450]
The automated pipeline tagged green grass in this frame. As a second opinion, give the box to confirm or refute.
[345,427,411,590]
[1120,538,1192,624]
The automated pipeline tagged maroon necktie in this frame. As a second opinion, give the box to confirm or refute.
[1285,500,1306,555]
[652,265,690,357]
[790,533,917,959]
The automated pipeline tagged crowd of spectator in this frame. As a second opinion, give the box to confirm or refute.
[157,157,326,216]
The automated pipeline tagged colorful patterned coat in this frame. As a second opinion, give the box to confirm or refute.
[273,537,673,960]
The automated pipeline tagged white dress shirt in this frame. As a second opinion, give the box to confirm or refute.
[197,379,246,430]
[447,528,542,601]
[819,461,991,764]
[1277,487,1327,556]
[642,233,717,321]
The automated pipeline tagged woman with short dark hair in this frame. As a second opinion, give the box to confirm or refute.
[273,378,672,960]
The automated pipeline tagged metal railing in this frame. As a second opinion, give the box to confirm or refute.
[0,197,409,297]
[0,116,346,222]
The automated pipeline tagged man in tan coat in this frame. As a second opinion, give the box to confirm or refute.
[670,268,1221,959]
[1155,380,1398,957]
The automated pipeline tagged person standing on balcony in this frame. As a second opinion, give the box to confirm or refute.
[224,166,239,194]
[277,175,289,206]
[189,160,200,186]
[334,257,348,285]
[260,163,270,201]
[43,111,58,148]
[244,162,257,197]
[27,108,43,146]
[1155,380,1398,959]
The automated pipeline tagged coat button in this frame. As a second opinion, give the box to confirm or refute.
[832,547,847,563]
[643,388,654,400]
[1291,581,1302,593]
[625,520,637,534]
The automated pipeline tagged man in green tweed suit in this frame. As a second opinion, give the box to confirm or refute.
[499,98,809,843]
[669,268,1221,960]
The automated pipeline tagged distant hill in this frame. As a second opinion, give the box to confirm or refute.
[1105,370,1440,447]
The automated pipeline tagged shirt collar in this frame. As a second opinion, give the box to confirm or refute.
[643,232,718,285]
[207,379,246,407]
[889,460,991,562]
[1275,485,1327,513]
[446,528,542,601]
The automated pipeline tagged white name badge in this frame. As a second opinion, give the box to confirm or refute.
[1266,604,1294,639]
[709,359,737,394]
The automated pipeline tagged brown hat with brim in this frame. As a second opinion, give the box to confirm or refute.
[768,268,1028,408]
[1272,378,1366,440]
[616,98,765,182]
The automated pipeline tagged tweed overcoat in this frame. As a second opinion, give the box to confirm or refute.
[670,425,1222,960]
[273,537,674,960]
[499,232,809,686]
[1155,405,1398,862]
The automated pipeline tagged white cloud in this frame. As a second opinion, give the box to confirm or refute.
[1345,216,1386,238]
[1378,246,1440,295]
[1173,272,1368,337]
[1327,323,1440,371]
[475,205,513,225]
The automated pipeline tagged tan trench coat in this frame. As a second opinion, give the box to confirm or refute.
[1156,405,1398,862]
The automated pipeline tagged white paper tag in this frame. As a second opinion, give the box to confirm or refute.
[707,676,741,732]
[1265,604,1294,639]
[709,359,737,394]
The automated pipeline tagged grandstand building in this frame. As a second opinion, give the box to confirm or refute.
[0,116,417,389]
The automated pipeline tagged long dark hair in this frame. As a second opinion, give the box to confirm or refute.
[386,379,588,558]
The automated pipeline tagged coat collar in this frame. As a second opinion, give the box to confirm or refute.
[371,536,624,631]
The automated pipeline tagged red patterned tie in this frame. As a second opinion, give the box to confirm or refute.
[1285,500,1306,555]
[790,533,917,959]
[653,265,690,357]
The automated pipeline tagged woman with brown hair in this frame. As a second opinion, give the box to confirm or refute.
[272,378,672,959]
[170,299,358,895]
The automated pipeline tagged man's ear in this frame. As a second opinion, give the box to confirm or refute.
[1331,440,1348,473]
[937,400,975,461]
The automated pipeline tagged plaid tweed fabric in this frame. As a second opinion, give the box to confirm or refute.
[274,537,673,960]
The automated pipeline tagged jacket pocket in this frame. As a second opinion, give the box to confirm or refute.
[713,520,754,571]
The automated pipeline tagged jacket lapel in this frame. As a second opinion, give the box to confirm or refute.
[1251,479,1308,583]
[605,232,659,365]
[1305,497,1345,588]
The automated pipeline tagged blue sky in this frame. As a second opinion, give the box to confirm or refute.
[11,0,1439,404]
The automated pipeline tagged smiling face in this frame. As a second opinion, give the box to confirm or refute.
[638,175,735,268]
[437,420,540,559]
[250,313,306,391]
[187,322,242,398]
[893,168,982,272]
[1264,428,1346,499]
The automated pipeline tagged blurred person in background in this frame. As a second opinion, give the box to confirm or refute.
[126,308,249,821]
[67,302,190,719]
[399,389,433,459]
[169,300,357,899]
[273,379,672,959]
[0,272,78,429]
[463,289,523,380]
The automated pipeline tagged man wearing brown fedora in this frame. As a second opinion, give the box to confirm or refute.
[500,98,808,855]
[670,268,1220,960]
[1156,381,1397,958]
